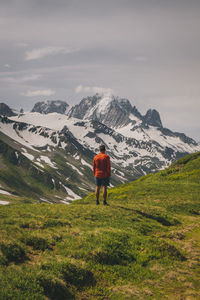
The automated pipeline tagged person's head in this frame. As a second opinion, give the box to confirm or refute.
[99,144,105,153]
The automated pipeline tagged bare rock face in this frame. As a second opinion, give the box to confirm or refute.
[0,103,17,117]
[31,100,69,114]
[143,109,163,128]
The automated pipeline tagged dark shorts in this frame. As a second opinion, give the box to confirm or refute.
[95,177,110,187]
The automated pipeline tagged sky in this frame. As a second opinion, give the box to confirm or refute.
[0,0,200,141]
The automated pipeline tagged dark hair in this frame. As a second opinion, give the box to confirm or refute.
[99,144,105,152]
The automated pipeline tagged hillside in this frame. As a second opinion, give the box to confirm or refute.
[0,152,200,299]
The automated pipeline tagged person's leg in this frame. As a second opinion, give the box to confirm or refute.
[95,186,101,204]
[102,185,108,204]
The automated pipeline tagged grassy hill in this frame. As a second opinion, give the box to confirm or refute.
[0,152,200,299]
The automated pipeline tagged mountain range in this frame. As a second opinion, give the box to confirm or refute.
[0,94,199,203]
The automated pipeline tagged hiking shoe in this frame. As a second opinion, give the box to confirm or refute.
[96,200,100,205]
[103,201,109,206]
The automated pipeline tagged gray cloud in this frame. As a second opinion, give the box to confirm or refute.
[0,0,200,140]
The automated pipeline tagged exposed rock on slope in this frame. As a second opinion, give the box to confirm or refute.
[31,100,69,114]
[0,103,17,117]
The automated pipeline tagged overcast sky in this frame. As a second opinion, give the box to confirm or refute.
[0,0,200,141]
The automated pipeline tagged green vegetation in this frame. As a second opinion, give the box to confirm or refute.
[0,138,92,203]
[0,152,200,299]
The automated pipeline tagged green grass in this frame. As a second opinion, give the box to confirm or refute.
[0,152,200,299]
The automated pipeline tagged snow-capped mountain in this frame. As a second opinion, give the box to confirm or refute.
[0,103,17,117]
[68,94,134,128]
[31,100,69,114]
[67,94,164,129]
[0,94,199,203]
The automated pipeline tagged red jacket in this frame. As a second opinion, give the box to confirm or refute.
[93,152,111,179]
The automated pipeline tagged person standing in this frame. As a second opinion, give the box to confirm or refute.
[93,145,111,205]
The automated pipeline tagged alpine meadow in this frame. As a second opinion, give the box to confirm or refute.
[0,151,200,299]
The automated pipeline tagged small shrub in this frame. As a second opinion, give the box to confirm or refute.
[37,273,74,300]
[41,261,95,288]
[92,233,135,265]
[24,236,50,251]
[0,243,26,263]
[130,238,187,266]
[61,262,95,288]
[156,242,186,261]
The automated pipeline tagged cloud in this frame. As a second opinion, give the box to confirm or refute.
[75,85,113,95]
[25,46,76,60]
[4,64,11,68]
[2,74,41,83]
[24,89,55,97]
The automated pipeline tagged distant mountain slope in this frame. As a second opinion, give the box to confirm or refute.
[1,94,200,200]
[0,115,123,203]
[10,94,200,173]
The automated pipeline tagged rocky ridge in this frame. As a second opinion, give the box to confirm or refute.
[31,100,69,114]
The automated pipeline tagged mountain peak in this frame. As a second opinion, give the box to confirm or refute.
[31,100,69,114]
[0,103,17,117]
[144,109,163,128]
[68,94,135,128]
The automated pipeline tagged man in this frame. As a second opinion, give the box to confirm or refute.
[93,144,111,205]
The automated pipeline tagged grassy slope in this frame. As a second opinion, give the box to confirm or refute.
[0,130,123,203]
[0,152,200,299]
[0,137,93,203]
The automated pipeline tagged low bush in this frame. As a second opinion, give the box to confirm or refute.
[0,243,26,264]
[92,233,135,265]
[23,236,50,251]
[37,272,74,300]
[41,261,95,288]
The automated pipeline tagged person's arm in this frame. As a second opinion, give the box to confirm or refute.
[107,156,111,177]
[93,158,96,176]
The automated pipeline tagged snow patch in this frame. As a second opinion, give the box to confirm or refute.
[40,156,57,169]
[22,152,34,161]
[15,151,19,159]
[34,161,44,168]
[74,154,80,160]
[81,159,92,170]
[66,162,83,176]
[60,200,70,205]
[40,198,52,204]
[0,200,9,205]
[62,184,81,200]
[0,189,12,195]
